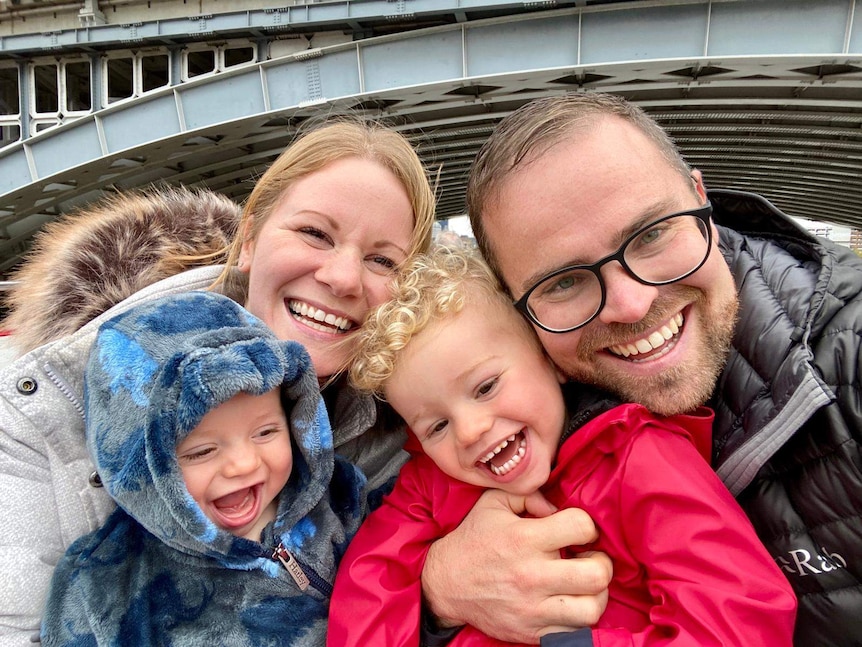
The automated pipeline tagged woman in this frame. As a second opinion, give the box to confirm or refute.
[0,119,435,645]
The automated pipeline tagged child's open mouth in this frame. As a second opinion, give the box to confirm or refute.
[211,484,262,529]
[478,431,527,476]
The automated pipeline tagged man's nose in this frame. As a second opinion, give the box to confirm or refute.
[596,262,659,325]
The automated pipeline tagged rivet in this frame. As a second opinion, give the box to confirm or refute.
[16,377,37,395]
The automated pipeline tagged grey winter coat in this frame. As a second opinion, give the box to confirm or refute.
[710,189,862,647]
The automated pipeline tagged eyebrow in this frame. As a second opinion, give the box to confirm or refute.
[302,210,409,257]
[517,198,684,293]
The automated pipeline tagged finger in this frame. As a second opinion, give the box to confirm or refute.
[539,550,613,596]
[535,587,611,631]
[521,507,601,552]
[574,549,613,581]
[522,491,558,518]
[475,487,526,513]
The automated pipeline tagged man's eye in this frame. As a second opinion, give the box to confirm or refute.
[638,227,664,246]
[540,271,586,298]
[554,275,575,291]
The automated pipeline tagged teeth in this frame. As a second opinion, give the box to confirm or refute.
[609,313,684,358]
[288,300,353,332]
[479,434,516,464]
[478,434,527,477]
[490,439,526,477]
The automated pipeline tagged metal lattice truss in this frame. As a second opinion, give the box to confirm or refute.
[1,0,862,275]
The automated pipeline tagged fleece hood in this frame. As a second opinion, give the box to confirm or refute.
[44,290,366,646]
[84,290,332,562]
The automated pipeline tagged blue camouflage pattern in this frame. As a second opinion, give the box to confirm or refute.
[41,291,366,647]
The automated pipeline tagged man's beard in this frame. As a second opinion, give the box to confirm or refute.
[562,286,739,416]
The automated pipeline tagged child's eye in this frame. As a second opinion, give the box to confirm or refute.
[179,447,214,463]
[476,377,499,397]
[255,426,285,440]
[424,420,449,440]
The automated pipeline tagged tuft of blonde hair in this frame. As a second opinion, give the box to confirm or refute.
[349,244,514,395]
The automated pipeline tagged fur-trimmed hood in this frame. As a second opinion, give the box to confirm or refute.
[2,185,241,356]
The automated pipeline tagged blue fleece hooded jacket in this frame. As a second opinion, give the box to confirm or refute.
[41,291,366,647]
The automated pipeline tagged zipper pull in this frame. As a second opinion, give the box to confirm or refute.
[272,543,310,591]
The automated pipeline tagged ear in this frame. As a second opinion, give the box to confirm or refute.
[237,241,252,273]
[690,169,708,204]
[237,224,254,273]
[544,353,567,384]
[555,366,567,385]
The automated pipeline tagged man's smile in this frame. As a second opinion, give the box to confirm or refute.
[607,312,684,361]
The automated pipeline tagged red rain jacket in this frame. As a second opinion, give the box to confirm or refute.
[329,403,796,646]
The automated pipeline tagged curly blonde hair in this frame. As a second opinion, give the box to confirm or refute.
[349,244,532,396]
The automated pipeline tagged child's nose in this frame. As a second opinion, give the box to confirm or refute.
[223,443,260,477]
[454,412,492,450]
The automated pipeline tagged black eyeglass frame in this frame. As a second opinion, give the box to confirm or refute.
[513,203,714,334]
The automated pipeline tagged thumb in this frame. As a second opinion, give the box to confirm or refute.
[489,489,559,518]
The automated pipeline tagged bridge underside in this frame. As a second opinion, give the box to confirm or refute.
[1,0,862,275]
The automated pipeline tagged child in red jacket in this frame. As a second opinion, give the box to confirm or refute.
[328,245,796,647]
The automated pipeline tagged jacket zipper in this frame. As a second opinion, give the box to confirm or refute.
[44,362,85,418]
[271,543,333,597]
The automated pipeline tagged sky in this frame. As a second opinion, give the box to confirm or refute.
[444,215,853,246]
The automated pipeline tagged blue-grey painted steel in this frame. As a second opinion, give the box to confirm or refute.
[4,0,859,180]
[100,94,182,152]
[0,0,583,55]
[1,0,861,266]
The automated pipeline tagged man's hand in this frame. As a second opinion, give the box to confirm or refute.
[421,488,611,644]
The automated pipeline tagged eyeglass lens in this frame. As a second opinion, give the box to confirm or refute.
[526,214,710,331]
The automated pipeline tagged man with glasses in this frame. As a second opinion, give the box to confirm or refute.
[419,93,861,646]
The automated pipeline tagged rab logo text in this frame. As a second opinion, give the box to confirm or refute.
[776,547,847,576]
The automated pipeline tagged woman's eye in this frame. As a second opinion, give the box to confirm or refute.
[299,227,332,245]
[368,254,397,271]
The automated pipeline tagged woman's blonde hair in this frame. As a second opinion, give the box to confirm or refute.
[214,118,437,297]
[350,244,534,396]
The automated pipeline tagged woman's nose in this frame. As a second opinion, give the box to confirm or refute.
[315,248,364,298]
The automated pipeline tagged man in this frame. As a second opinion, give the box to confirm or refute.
[421,93,861,646]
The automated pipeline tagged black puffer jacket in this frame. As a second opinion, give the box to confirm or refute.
[710,190,862,647]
